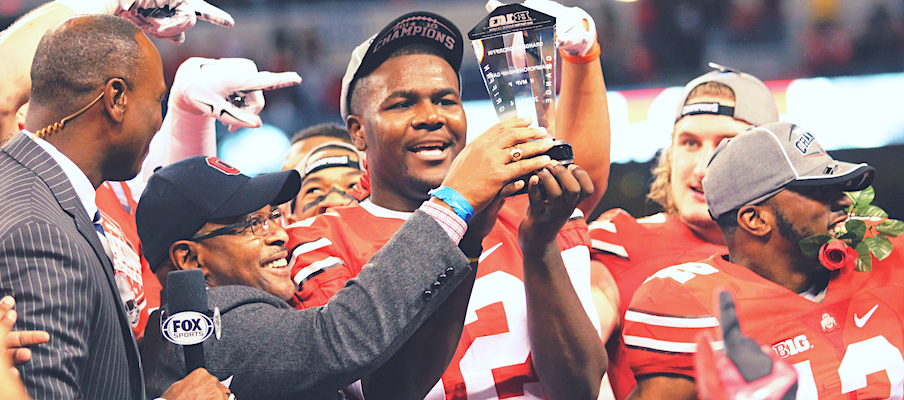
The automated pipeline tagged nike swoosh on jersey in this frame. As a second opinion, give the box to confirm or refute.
[478,242,503,263]
[854,304,879,328]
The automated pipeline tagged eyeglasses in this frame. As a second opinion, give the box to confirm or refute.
[191,209,284,241]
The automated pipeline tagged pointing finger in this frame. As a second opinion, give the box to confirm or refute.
[189,0,235,27]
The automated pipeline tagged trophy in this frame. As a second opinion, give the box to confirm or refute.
[469,3,557,131]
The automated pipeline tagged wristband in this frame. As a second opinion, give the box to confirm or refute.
[560,42,600,64]
[467,256,480,264]
[428,186,474,223]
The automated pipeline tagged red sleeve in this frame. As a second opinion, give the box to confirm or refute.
[622,262,722,379]
[285,215,362,309]
[588,209,635,270]
[558,216,591,251]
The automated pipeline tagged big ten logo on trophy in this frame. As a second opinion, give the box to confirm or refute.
[162,310,214,346]
[470,2,557,131]
[489,10,532,28]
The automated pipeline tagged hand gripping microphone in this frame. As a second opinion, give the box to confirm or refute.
[164,269,213,375]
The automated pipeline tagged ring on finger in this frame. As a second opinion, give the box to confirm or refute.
[509,147,523,162]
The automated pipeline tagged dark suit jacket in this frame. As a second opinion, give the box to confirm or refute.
[141,211,472,400]
[0,132,144,399]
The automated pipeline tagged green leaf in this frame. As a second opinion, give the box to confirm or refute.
[846,186,875,209]
[877,219,904,237]
[866,235,894,261]
[854,241,872,272]
[854,205,888,219]
[845,219,867,241]
[799,234,832,259]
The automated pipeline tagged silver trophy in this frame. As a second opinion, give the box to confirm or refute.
[469,3,557,130]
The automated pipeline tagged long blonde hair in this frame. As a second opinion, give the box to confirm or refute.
[647,82,736,216]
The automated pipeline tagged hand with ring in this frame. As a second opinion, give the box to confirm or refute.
[440,117,554,215]
[509,147,524,162]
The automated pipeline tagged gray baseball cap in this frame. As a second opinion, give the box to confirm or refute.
[675,63,779,127]
[703,122,875,220]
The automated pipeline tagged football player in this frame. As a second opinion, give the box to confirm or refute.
[623,122,903,400]
[588,64,780,398]
[286,2,614,399]
[281,125,365,225]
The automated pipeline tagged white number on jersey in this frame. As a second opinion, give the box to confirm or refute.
[793,335,904,400]
[644,262,718,285]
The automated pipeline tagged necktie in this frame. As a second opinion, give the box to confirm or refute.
[93,212,114,263]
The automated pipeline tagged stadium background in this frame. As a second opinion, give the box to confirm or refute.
[3,0,902,219]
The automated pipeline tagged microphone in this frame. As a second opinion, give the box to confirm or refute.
[163,269,212,375]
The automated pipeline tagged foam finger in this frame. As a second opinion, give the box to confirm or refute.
[220,110,262,131]
[239,72,302,92]
[152,8,196,36]
[190,0,236,27]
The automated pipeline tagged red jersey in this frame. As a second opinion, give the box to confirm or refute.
[588,209,726,399]
[286,196,600,400]
[96,181,162,340]
[623,249,904,400]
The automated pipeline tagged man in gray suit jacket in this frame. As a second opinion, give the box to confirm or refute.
[136,105,571,399]
[0,14,228,400]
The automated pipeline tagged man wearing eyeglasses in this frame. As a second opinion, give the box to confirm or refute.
[0,13,231,400]
[137,129,558,399]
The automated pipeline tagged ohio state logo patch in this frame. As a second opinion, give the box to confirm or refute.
[205,157,241,175]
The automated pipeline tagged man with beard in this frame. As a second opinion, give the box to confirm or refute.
[622,122,904,400]
[587,65,780,398]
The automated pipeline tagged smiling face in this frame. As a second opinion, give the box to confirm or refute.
[192,205,295,301]
[669,95,752,235]
[348,53,466,211]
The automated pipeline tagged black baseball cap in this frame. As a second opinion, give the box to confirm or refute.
[136,156,301,269]
[339,11,464,119]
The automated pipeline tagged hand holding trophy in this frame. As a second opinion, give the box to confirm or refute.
[470,1,574,193]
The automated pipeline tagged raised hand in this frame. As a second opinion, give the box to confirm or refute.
[519,162,593,246]
[440,117,553,215]
[485,0,597,57]
[695,292,798,400]
[169,57,302,131]
[117,0,235,44]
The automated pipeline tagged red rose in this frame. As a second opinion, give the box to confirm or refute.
[818,240,857,271]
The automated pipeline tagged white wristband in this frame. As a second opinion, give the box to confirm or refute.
[55,0,121,15]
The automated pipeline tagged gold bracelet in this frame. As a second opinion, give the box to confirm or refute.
[467,256,480,263]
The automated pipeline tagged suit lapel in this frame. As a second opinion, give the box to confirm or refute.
[4,133,117,276]
[3,132,143,391]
